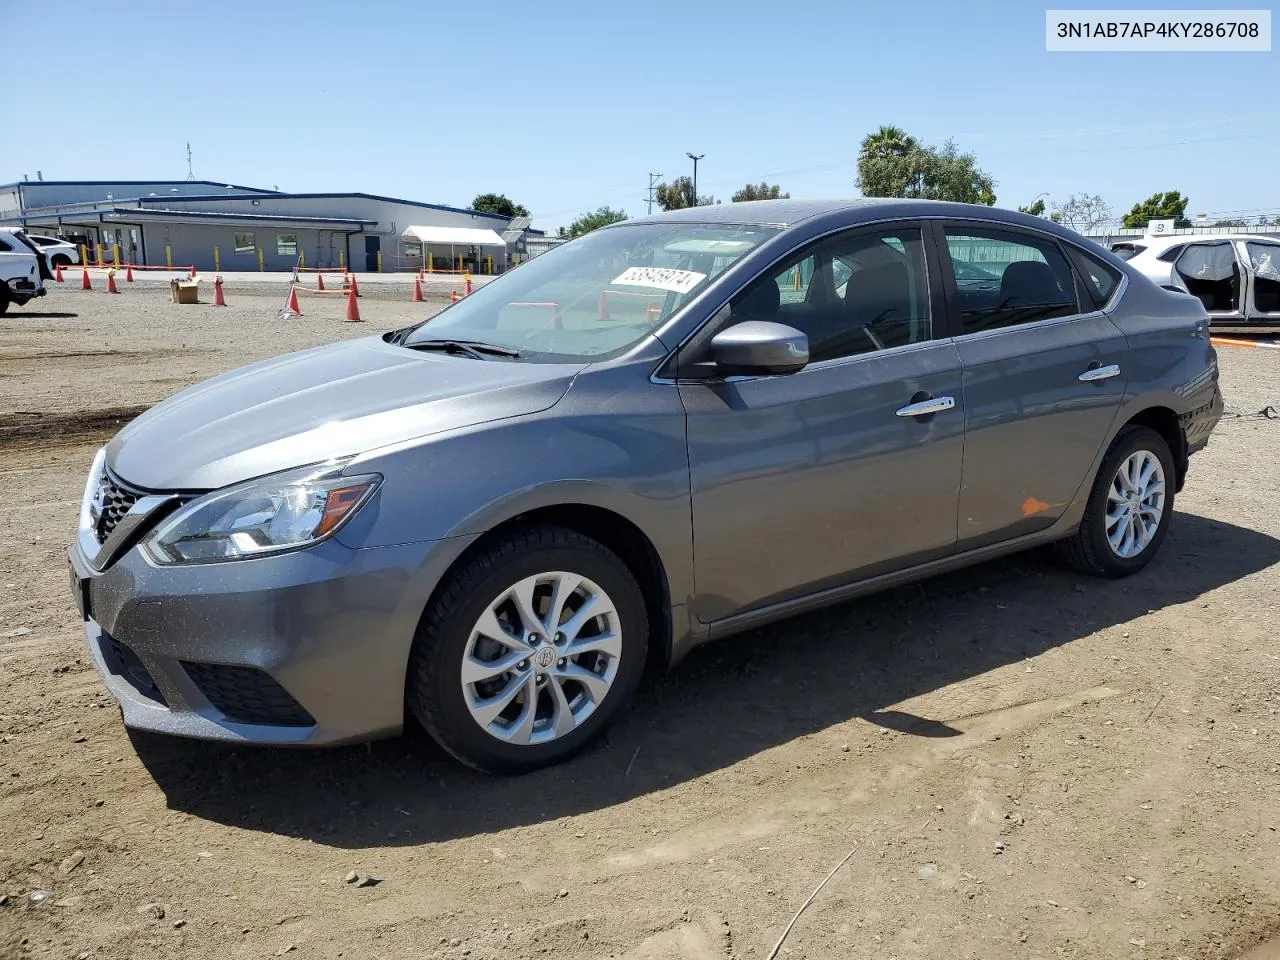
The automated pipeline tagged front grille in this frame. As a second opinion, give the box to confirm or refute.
[181,662,315,727]
[99,634,168,706]
[93,471,143,544]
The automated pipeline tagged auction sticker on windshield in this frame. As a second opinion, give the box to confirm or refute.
[611,266,707,294]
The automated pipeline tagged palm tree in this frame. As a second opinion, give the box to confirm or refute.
[860,125,919,161]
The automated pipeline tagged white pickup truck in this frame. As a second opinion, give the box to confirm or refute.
[0,227,51,314]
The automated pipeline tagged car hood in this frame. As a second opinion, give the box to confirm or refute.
[107,336,583,490]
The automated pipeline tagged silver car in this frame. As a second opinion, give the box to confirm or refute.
[69,199,1224,773]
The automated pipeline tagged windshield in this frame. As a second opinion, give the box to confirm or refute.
[402,222,780,361]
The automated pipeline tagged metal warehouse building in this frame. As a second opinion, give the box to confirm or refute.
[0,179,533,273]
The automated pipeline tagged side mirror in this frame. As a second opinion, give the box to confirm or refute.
[709,321,809,376]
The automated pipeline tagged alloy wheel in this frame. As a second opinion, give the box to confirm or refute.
[1105,449,1166,558]
[460,571,622,745]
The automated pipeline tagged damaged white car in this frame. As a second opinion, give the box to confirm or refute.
[1115,234,1280,332]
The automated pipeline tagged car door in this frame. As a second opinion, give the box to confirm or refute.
[1243,240,1280,321]
[678,222,964,624]
[936,222,1127,549]
[1173,241,1245,321]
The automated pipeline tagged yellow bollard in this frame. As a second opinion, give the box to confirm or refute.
[793,266,800,292]
[455,256,461,272]
[485,255,492,275]
[427,252,433,274]
[79,243,87,265]
[95,243,104,265]
[338,249,344,271]
[376,250,383,273]
[112,243,120,266]
[299,248,305,269]
[213,246,220,273]
[165,244,172,270]
[257,247,265,272]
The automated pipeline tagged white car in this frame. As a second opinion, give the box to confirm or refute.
[1115,233,1280,331]
[0,228,49,313]
[25,233,80,267]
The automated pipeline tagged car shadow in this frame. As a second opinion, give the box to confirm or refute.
[132,512,1280,848]
[9,311,79,319]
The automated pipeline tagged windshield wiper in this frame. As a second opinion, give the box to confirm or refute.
[403,339,520,359]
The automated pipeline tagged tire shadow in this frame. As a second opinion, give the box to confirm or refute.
[132,511,1280,847]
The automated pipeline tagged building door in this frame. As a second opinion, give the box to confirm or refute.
[365,235,380,272]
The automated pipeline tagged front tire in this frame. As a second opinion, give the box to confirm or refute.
[1056,425,1175,577]
[406,525,648,773]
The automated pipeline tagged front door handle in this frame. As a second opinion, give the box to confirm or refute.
[896,395,956,418]
[1078,363,1121,383]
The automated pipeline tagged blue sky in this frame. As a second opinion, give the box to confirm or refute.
[6,0,1276,229]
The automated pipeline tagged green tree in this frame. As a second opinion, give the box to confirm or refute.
[655,176,714,211]
[1121,191,1190,229]
[731,182,790,202]
[856,129,995,205]
[1018,198,1047,216]
[471,193,530,218]
[1213,218,1247,227]
[566,206,628,238]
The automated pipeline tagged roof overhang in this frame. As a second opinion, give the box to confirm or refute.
[401,224,508,247]
[3,207,376,230]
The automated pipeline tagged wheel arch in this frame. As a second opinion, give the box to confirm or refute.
[417,502,675,678]
[1119,405,1187,491]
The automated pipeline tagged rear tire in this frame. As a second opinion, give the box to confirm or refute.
[1056,425,1175,577]
[51,254,72,268]
[406,525,648,774]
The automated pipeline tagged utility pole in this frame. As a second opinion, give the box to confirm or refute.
[686,153,705,208]
[644,172,662,215]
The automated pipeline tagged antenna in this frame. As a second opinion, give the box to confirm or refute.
[185,142,195,181]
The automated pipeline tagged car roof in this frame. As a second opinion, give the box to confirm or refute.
[621,197,1056,229]
[1122,233,1277,251]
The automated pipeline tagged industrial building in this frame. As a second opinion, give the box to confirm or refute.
[0,179,535,273]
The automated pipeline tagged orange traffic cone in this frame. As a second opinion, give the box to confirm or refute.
[81,268,92,290]
[317,272,325,291]
[125,263,134,282]
[598,290,610,320]
[344,283,361,322]
[464,271,473,295]
[450,290,459,303]
[54,262,64,283]
[214,275,226,306]
[349,273,360,297]
[106,270,119,294]
[412,275,423,302]
[285,284,302,316]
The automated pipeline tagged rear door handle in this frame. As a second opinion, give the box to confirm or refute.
[896,395,956,418]
[1078,363,1121,382]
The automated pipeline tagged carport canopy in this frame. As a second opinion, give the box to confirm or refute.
[401,225,507,248]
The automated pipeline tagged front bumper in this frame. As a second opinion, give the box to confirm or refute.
[68,531,474,745]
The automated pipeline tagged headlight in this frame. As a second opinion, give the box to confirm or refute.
[141,464,381,565]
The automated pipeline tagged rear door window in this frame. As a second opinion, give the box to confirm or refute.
[943,227,1079,333]
[1246,241,1280,313]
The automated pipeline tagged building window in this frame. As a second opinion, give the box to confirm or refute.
[234,232,255,255]
[277,233,298,256]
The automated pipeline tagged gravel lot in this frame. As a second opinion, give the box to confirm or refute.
[2,284,1279,960]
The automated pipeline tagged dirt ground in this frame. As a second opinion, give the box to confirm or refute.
[2,284,1279,960]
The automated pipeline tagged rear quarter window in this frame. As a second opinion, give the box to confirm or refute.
[1070,248,1123,308]
[1112,243,1145,261]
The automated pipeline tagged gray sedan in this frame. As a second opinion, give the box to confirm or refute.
[68,199,1223,773]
